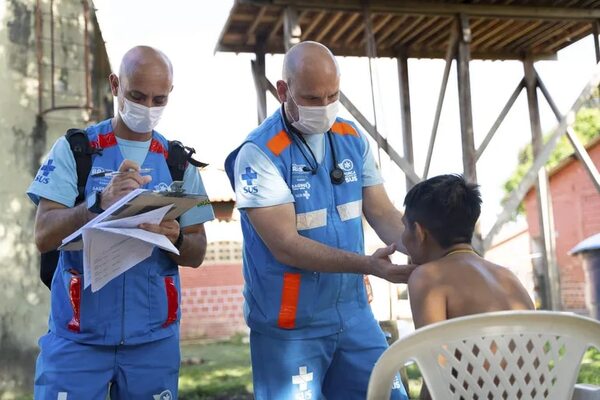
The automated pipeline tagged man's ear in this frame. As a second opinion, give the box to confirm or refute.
[276,80,288,103]
[414,222,427,244]
[109,73,119,97]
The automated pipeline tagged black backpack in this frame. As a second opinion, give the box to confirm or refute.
[39,128,207,289]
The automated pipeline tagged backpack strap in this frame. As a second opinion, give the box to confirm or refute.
[65,128,101,204]
[167,140,208,181]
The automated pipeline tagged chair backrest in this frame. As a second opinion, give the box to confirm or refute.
[367,311,600,400]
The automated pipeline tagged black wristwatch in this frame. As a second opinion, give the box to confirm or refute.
[173,229,184,250]
[86,191,104,214]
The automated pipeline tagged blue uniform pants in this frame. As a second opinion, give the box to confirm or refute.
[250,314,408,400]
[34,332,180,400]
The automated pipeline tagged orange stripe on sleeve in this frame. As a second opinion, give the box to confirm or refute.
[331,121,358,137]
[266,130,292,156]
[278,273,301,329]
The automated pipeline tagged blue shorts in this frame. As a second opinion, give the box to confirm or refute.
[250,314,408,400]
[34,332,180,400]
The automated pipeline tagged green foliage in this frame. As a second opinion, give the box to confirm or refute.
[502,107,600,214]
[578,347,600,386]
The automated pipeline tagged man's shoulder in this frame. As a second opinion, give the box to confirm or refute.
[408,261,444,289]
[247,111,286,141]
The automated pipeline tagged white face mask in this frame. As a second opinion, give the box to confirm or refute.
[288,92,339,135]
[118,97,165,133]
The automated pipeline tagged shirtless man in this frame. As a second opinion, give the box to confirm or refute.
[402,174,534,398]
[403,174,534,328]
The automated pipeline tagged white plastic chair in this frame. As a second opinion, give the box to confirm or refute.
[367,311,600,400]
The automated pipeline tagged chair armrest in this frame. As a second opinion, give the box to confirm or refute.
[572,383,600,400]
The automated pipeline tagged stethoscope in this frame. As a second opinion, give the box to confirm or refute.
[281,105,345,185]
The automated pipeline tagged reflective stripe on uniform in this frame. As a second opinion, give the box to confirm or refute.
[336,200,362,221]
[278,273,301,329]
[296,208,327,231]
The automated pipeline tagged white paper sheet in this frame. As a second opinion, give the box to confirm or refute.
[79,203,179,292]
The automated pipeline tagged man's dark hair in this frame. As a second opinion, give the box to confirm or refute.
[403,174,482,248]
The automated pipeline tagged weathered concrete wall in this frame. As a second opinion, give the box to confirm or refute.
[0,0,111,396]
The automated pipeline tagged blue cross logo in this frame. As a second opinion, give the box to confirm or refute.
[40,159,56,176]
[241,167,257,185]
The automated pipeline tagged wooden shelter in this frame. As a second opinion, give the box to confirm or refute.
[216,0,600,311]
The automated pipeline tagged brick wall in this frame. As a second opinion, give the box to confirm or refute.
[179,263,247,340]
[524,141,600,312]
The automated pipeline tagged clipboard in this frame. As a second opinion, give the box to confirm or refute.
[60,187,210,251]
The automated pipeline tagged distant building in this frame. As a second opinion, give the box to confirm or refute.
[524,136,600,313]
[179,167,247,340]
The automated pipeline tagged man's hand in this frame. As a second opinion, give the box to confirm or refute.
[368,243,417,284]
[139,219,180,244]
[100,160,152,209]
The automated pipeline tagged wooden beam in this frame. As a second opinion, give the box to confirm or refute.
[382,16,424,49]
[339,91,422,185]
[344,16,367,45]
[483,61,600,252]
[489,20,542,49]
[375,16,407,44]
[243,0,600,20]
[456,15,478,184]
[470,19,514,48]
[283,6,301,50]
[246,6,268,45]
[217,40,557,60]
[527,21,575,50]
[536,71,600,192]
[504,21,560,50]
[543,23,592,53]
[331,12,360,44]
[410,17,453,46]
[302,10,325,39]
[423,26,457,179]
[356,14,394,47]
[476,78,525,161]
[315,11,343,42]
[251,52,267,124]
[398,49,414,190]
[523,59,561,311]
[267,13,283,42]
[396,16,441,48]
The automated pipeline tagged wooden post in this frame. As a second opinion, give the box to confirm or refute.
[456,14,482,253]
[593,20,600,63]
[397,49,414,190]
[423,27,457,179]
[284,6,301,51]
[456,15,477,184]
[251,49,267,124]
[523,59,561,311]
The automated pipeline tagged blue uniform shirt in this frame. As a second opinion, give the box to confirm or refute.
[28,119,214,345]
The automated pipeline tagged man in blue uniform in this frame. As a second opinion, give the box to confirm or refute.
[28,46,214,399]
[225,41,412,399]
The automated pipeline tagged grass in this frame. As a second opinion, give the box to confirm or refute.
[6,340,599,399]
[178,334,253,400]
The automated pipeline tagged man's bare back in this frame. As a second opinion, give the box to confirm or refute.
[408,251,534,329]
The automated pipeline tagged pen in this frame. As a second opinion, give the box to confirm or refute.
[91,168,153,178]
